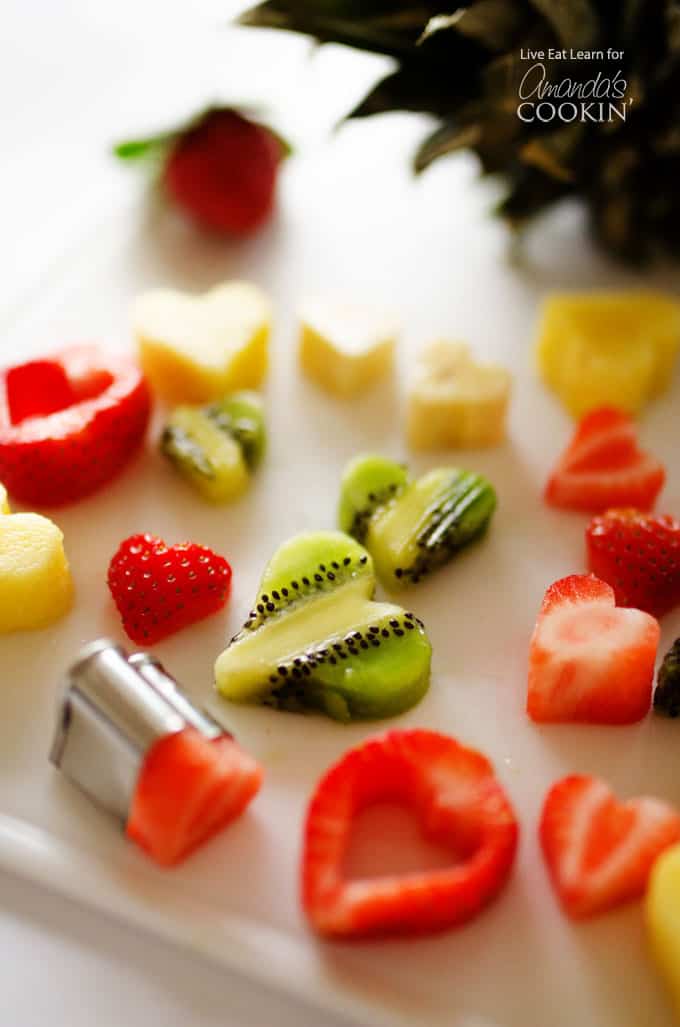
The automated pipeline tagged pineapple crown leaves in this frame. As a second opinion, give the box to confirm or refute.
[240,0,680,262]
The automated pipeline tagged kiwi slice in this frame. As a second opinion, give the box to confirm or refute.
[161,391,265,502]
[339,454,496,588]
[214,531,431,722]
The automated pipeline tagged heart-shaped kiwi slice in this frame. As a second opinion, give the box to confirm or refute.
[214,531,431,721]
[339,455,497,588]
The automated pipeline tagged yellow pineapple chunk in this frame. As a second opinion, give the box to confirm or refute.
[407,341,511,449]
[298,297,396,398]
[646,843,680,1018]
[536,291,680,417]
[133,281,271,403]
[0,493,73,632]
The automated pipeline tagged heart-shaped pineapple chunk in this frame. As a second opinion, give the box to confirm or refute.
[536,291,680,417]
[0,485,73,632]
[298,296,396,397]
[133,281,270,403]
[214,531,431,721]
[407,341,511,449]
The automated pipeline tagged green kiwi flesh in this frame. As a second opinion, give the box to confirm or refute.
[161,391,265,502]
[339,456,497,588]
[214,531,431,721]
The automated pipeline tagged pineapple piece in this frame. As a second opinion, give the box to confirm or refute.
[298,297,396,398]
[537,291,680,417]
[407,341,511,449]
[646,843,680,1019]
[0,490,73,632]
[133,281,271,403]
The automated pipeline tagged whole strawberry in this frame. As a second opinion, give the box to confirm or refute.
[115,107,288,236]
[108,533,232,644]
[586,508,680,618]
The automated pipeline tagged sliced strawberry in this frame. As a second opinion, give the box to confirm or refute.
[0,345,150,506]
[587,508,680,618]
[545,407,665,513]
[527,573,659,724]
[107,533,232,645]
[302,729,518,939]
[127,728,262,867]
[540,774,680,918]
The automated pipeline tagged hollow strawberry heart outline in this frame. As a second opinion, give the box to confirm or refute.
[302,729,518,938]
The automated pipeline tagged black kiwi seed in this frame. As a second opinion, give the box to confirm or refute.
[302,577,310,586]
[394,628,405,636]
[314,573,323,582]
[269,675,278,684]
[319,564,326,572]
[360,556,368,564]
[282,588,289,597]
[294,658,302,666]
[353,632,362,640]
[266,602,275,612]
[261,594,269,602]
[333,643,343,652]
[369,626,379,634]
[395,568,403,579]
[332,562,339,569]
[360,640,368,649]
[381,629,389,638]
[371,639,380,647]
[278,666,288,676]
[329,656,337,665]
[389,619,399,628]
[302,665,311,676]
[257,604,264,613]
[272,591,280,600]
[339,652,348,660]
[327,572,335,581]
[292,581,300,590]
[405,622,415,630]
[343,557,351,566]
[405,612,414,620]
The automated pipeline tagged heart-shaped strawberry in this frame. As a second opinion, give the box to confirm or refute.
[527,573,660,724]
[214,531,431,721]
[587,508,680,617]
[545,408,665,513]
[133,281,271,404]
[0,346,151,507]
[302,730,518,938]
[540,774,680,918]
[108,533,232,645]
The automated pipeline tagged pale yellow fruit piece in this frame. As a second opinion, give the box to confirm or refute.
[407,341,511,449]
[0,484,9,514]
[646,843,680,1019]
[0,504,73,632]
[134,281,271,403]
[536,291,680,418]
[298,297,396,398]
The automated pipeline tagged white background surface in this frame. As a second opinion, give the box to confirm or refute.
[2,3,680,1026]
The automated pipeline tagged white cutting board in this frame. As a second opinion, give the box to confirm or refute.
[2,28,680,1027]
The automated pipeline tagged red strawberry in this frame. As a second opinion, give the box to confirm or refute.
[127,727,262,867]
[302,729,518,939]
[545,407,665,513]
[540,774,680,918]
[0,346,150,506]
[108,534,232,645]
[587,508,680,618]
[164,109,285,235]
[527,573,659,724]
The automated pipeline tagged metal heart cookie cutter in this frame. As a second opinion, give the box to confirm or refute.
[50,638,226,822]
